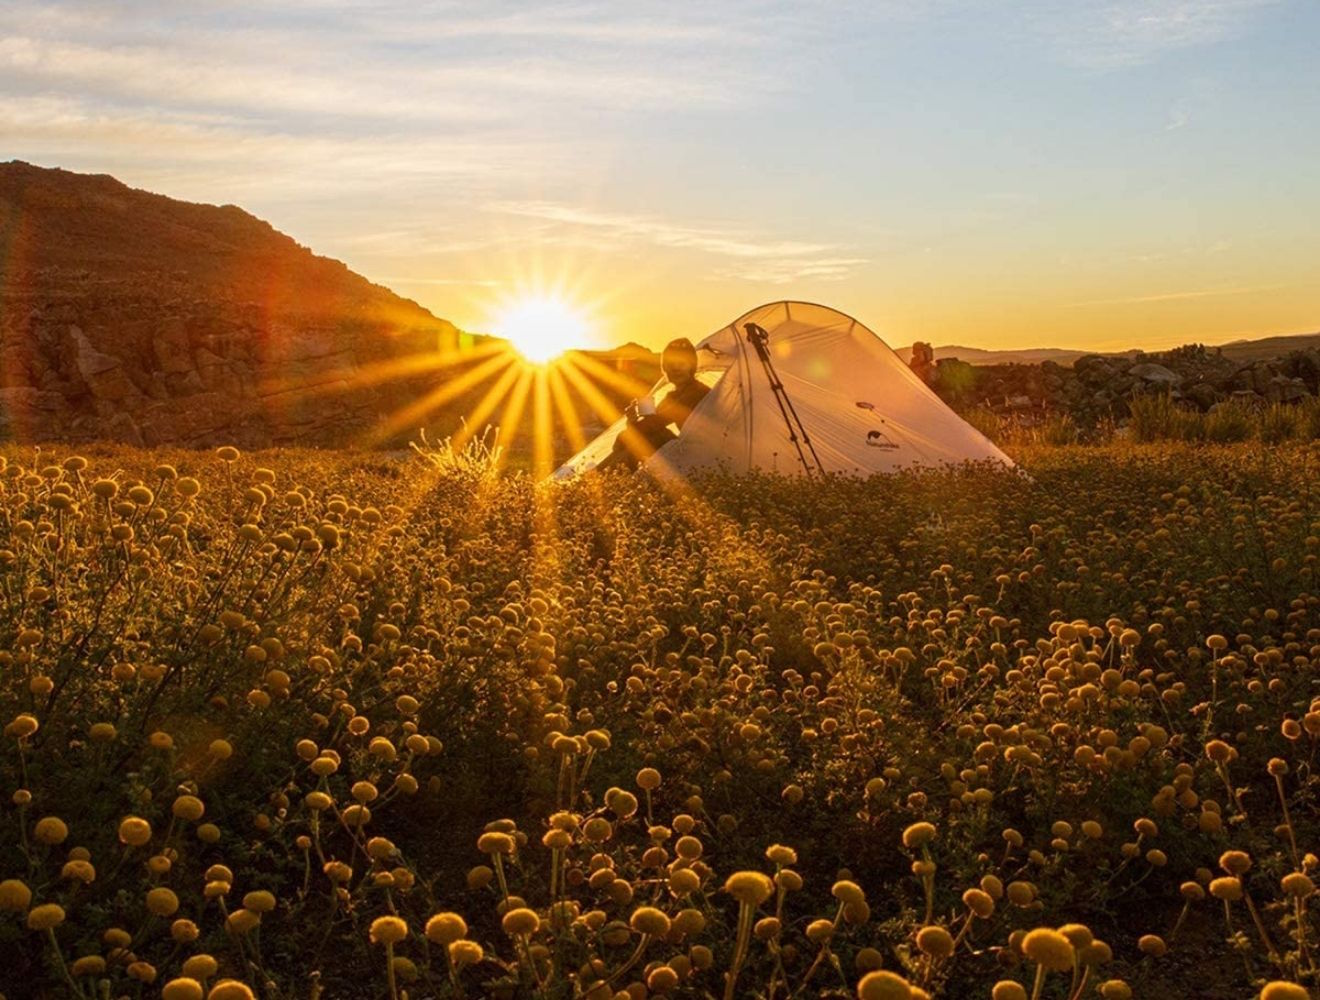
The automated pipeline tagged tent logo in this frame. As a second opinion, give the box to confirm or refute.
[856,401,900,450]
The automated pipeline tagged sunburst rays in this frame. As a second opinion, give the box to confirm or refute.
[315,328,661,476]
[360,348,518,447]
[247,265,661,474]
[259,339,504,402]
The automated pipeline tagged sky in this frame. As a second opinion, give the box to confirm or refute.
[2,0,1318,352]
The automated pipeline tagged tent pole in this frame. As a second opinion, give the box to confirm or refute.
[743,323,825,477]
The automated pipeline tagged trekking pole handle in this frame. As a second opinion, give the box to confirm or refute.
[743,323,771,360]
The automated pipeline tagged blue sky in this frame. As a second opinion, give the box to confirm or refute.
[2,0,1317,350]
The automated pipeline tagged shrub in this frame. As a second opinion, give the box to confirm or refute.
[961,406,1005,443]
[1297,397,1320,441]
[1258,403,1299,444]
[1037,414,1080,446]
[1204,401,1254,442]
[1129,393,1184,442]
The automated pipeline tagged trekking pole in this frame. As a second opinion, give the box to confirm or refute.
[744,323,825,476]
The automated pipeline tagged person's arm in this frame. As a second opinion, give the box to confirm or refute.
[654,394,680,425]
[658,381,709,428]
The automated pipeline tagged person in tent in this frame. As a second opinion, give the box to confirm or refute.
[597,338,710,472]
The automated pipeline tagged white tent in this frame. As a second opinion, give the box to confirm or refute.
[554,301,1014,479]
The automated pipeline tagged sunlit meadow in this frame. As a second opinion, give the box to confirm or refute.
[4,0,1320,997]
[1,437,1318,999]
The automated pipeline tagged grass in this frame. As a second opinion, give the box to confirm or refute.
[965,395,1320,450]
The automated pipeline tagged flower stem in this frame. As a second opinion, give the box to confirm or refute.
[1029,964,1047,1000]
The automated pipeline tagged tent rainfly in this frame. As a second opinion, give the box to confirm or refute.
[553,301,1014,480]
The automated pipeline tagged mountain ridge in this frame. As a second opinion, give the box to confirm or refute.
[891,335,1320,367]
[0,160,486,447]
[591,334,1320,370]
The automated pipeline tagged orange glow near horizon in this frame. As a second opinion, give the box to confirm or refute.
[331,316,667,473]
[492,294,593,364]
[423,251,1317,359]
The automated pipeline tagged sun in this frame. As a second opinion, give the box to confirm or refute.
[494,295,590,364]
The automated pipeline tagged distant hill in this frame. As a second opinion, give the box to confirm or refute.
[896,345,1097,366]
[1217,332,1320,363]
[589,341,657,362]
[895,333,1320,368]
[0,161,488,447]
[592,335,1320,371]
[586,340,1096,368]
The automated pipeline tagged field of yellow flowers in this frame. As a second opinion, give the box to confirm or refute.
[1,440,1318,1000]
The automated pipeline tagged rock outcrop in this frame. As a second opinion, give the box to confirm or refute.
[930,342,1320,424]
[0,161,488,447]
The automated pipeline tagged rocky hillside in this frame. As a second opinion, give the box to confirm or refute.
[0,162,485,447]
[924,342,1320,423]
[899,345,1094,366]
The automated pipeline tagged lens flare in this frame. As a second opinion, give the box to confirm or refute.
[494,295,590,364]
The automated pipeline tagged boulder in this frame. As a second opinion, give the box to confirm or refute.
[909,341,935,385]
[1266,375,1309,404]
[1128,362,1182,388]
[68,327,140,402]
[165,370,206,396]
[0,386,65,438]
[1283,349,1320,391]
[1073,355,1117,382]
[1251,363,1279,395]
[153,318,196,374]
[1229,369,1256,393]
[1185,383,1221,411]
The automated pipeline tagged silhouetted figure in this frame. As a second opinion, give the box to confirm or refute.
[597,338,709,472]
[910,341,935,385]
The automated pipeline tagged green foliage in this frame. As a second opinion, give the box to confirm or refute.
[1036,413,1080,446]
[933,360,979,402]
[960,405,1004,443]
[1303,398,1320,441]
[1128,393,1190,443]
[1260,403,1301,445]
[1203,401,1255,443]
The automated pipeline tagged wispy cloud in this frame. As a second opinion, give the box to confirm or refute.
[0,94,558,203]
[494,202,834,260]
[1164,99,1190,129]
[1067,282,1289,306]
[710,257,872,283]
[1040,0,1281,69]
[0,0,814,130]
[0,0,839,242]
[492,201,868,283]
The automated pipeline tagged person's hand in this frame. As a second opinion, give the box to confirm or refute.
[624,400,640,422]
